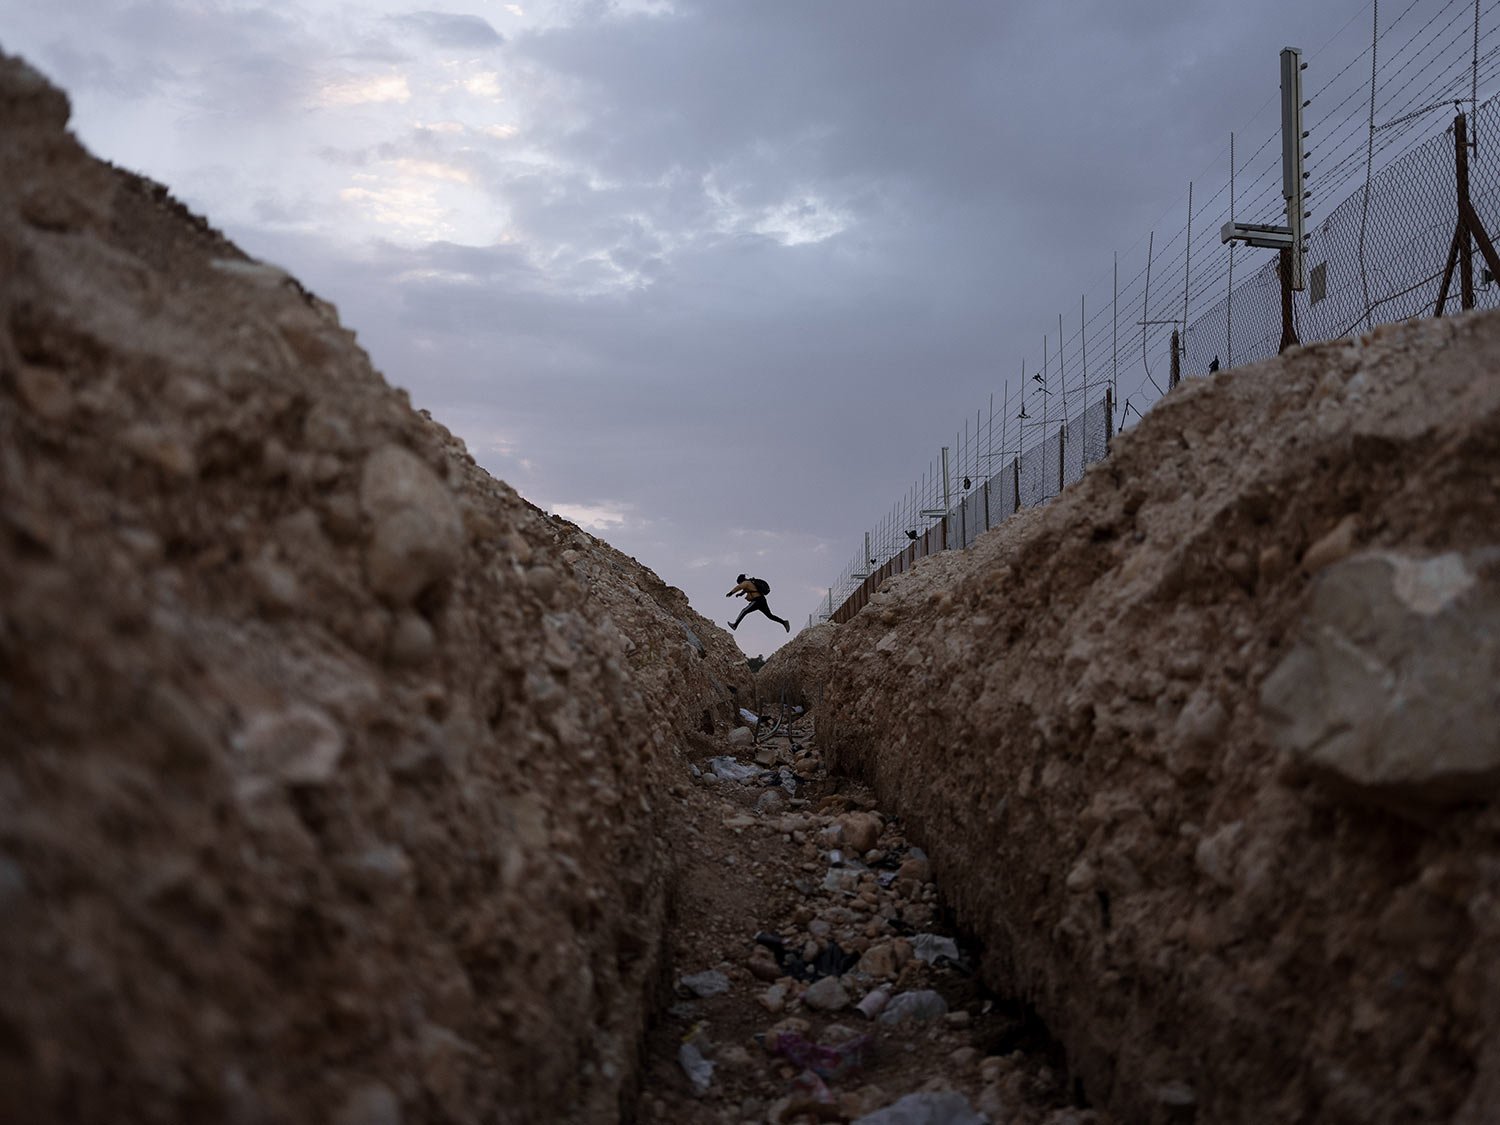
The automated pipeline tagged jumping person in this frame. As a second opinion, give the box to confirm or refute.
[726,573,789,632]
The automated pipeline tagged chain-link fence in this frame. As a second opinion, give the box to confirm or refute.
[811,3,1500,630]
[1186,101,1500,373]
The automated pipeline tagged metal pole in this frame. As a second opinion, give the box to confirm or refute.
[1059,312,1069,423]
[1041,335,1049,441]
[1112,252,1118,407]
[1359,1,1379,329]
[1227,131,1235,370]
[1080,294,1088,404]
[1170,329,1181,389]
[1141,231,1155,388]
[1460,112,1476,310]
[1182,181,1194,337]
[1001,378,1010,465]
[1279,248,1299,352]
[1280,49,1306,292]
[941,446,951,514]
[1474,0,1482,139]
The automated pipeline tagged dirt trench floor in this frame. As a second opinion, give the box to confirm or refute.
[633,716,1108,1125]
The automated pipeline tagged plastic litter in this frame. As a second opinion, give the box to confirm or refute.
[911,933,960,965]
[878,990,949,1025]
[762,1030,872,1080]
[851,1090,988,1124]
[755,932,857,982]
[738,707,759,725]
[679,969,730,998]
[708,756,759,782]
[676,1041,714,1095]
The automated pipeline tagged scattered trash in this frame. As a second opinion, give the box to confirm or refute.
[679,969,730,998]
[754,930,787,954]
[708,756,759,782]
[808,941,859,980]
[762,1030,872,1080]
[763,765,798,795]
[878,990,949,1025]
[828,849,845,866]
[911,933,960,965]
[856,988,890,1020]
[851,1090,988,1124]
[877,870,899,888]
[677,1041,714,1095]
[739,708,759,725]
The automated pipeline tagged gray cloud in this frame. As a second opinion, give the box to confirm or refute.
[392,11,504,50]
[0,0,1456,646]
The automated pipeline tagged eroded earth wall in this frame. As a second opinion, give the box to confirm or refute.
[784,313,1500,1123]
[0,54,749,1124]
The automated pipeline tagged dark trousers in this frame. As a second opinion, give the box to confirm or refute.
[732,596,787,628]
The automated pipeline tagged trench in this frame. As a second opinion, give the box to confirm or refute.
[629,710,1097,1125]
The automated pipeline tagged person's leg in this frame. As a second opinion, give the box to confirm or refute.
[728,601,752,629]
[749,598,790,631]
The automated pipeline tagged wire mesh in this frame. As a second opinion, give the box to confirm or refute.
[812,5,1500,630]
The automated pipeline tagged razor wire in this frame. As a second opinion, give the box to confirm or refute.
[811,1,1500,629]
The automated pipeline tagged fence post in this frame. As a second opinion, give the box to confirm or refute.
[1278,248,1300,353]
[1169,329,1181,388]
[1460,111,1476,310]
[1436,112,1500,315]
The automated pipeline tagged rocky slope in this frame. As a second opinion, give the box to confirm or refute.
[0,53,749,1124]
[768,312,1500,1123]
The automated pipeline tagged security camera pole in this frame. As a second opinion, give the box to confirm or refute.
[1222,47,1307,354]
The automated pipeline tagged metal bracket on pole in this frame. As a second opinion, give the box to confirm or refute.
[1222,47,1307,292]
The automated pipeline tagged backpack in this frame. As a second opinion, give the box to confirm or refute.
[751,577,771,595]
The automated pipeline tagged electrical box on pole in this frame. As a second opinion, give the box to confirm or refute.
[1222,46,1308,292]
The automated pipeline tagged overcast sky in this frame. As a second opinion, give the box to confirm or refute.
[2,0,1479,655]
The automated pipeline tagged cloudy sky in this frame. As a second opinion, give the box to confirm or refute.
[2,0,1483,654]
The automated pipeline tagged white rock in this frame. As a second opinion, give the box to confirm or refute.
[801,976,851,1012]
[852,1090,987,1124]
[680,969,730,998]
[1261,550,1500,811]
[236,704,345,785]
[359,445,463,604]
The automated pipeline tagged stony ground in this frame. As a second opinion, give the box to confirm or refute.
[633,714,1107,1125]
[773,310,1500,1124]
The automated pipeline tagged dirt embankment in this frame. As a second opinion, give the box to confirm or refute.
[767,313,1500,1123]
[0,54,750,1124]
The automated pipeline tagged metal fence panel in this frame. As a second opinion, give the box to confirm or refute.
[1019,431,1059,508]
[962,489,984,546]
[987,460,1017,524]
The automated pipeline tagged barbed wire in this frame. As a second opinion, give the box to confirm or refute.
[814,1,1500,624]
